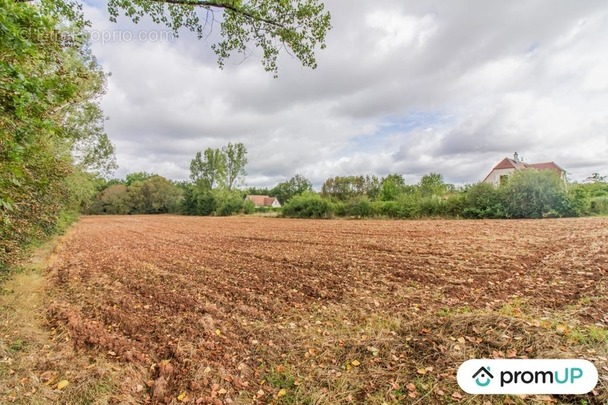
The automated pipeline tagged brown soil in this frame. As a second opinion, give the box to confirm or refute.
[42,216,608,403]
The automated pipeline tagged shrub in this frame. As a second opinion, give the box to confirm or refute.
[344,197,373,218]
[589,196,608,215]
[214,191,245,216]
[332,201,346,217]
[567,182,608,216]
[282,192,334,218]
[195,191,217,216]
[374,195,420,218]
[243,200,256,214]
[418,196,446,217]
[445,193,466,217]
[462,182,505,219]
[500,170,573,218]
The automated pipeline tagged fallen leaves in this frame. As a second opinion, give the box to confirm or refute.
[416,366,434,375]
[56,380,69,390]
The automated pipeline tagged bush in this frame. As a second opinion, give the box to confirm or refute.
[214,191,245,216]
[344,197,373,218]
[373,195,420,219]
[332,201,346,217]
[589,196,608,215]
[567,182,608,216]
[254,206,281,214]
[195,191,218,216]
[501,170,574,218]
[418,196,446,217]
[243,200,256,214]
[282,192,334,218]
[376,201,399,218]
[445,193,466,217]
[462,182,505,219]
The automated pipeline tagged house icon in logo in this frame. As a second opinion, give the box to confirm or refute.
[472,366,494,387]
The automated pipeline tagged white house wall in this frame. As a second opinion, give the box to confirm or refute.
[483,168,516,186]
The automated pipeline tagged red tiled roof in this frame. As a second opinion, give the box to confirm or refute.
[246,195,278,207]
[493,158,527,170]
[263,197,277,206]
[484,157,566,182]
[526,162,565,174]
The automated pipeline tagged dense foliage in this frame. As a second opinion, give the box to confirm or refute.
[92,166,606,221]
[180,143,253,216]
[1,0,115,271]
[283,170,588,220]
[107,0,331,75]
[281,192,333,218]
[86,175,183,214]
[568,179,608,216]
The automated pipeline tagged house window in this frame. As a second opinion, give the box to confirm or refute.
[499,175,509,186]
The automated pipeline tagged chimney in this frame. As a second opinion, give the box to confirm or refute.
[513,152,519,162]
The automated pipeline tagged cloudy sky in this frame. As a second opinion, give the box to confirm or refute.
[83,0,608,188]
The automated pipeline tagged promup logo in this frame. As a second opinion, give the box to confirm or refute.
[457,359,598,395]
[472,366,494,387]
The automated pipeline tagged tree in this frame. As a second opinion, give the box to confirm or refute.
[1,0,115,270]
[271,174,312,204]
[89,175,182,214]
[98,185,131,214]
[126,171,158,185]
[501,170,574,218]
[585,173,607,183]
[247,186,272,196]
[379,174,407,201]
[139,176,183,213]
[188,142,247,193]
[222,142,248,191]
[190,148,226,189]
[418,173,448,197]
[106,0,331,75]
[321,175,379,201]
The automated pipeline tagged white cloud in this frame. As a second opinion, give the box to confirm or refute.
[84,0,608,187]
[366,11,438,53]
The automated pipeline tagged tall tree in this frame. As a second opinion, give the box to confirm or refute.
[418,173,448,197]
[271,174,312,204]
[1,0,115,270]
[106,0,331,75]
[189,148,226,189]
[380,174,407,201]
[222,142,247,191]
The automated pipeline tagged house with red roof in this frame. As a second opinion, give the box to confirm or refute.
[245,195,281,208]
[483,153,566,186]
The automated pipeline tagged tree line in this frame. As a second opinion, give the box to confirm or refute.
[87,139,608,221]
[282,170,608,219]
[86,142,315,216]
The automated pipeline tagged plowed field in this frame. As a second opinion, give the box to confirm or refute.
[45,216,608,404]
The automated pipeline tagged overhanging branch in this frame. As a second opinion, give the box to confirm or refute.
[145,0,283,28]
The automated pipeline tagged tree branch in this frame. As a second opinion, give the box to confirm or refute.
[145,0,283,28]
